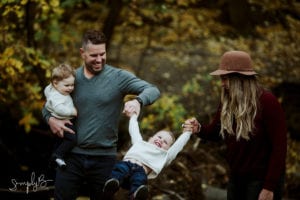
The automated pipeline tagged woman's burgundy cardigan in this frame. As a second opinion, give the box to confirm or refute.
[197,90,287,191]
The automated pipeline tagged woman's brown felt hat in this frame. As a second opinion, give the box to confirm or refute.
[210,50,257,76]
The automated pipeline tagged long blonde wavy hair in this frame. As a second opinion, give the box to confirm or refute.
[220,74,261,140]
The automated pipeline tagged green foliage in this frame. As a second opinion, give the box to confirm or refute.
[286,136,300,175]
[0,45,53,132]
[60,0,91,8]
[181,74,220,119]
[0,0,299,158]
[0,0,63,45]
[0,0,63,132]
[7,0,295,134]
[140,94,187,136]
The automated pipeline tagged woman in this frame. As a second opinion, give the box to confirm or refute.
[184,50,287,200]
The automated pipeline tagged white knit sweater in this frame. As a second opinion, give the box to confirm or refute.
[123,114,192,179]
[44,84,77,120]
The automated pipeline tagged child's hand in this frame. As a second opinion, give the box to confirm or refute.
[182,117,201,134]
[122,99,140,117]
[183,126,193,133]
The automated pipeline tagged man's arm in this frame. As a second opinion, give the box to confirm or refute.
[117,67,160,117]
[42,105,52,124]
[119,69,161,106]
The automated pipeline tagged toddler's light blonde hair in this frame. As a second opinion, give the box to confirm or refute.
[51,63,75,84]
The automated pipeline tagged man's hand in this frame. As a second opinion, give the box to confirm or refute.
[123,99,141,117]
[48,117,74,138]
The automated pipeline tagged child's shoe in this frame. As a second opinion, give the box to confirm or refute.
[103,178,119,197]
[55,158,67,169]
[132,185,148,200]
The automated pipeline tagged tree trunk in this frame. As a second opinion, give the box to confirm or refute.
[103,0,124,50]
[227,0,252,34]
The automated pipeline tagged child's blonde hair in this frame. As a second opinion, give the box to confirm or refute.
[158,130,176,144]
[51,63,76,84]
[166,130,175,144]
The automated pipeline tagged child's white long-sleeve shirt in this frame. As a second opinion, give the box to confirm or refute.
[123,114,192,179]
[44,84,76,119]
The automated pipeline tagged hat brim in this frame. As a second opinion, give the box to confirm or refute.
[209,69,257,76]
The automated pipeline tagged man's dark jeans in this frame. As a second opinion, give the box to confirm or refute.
[54,153,116,200]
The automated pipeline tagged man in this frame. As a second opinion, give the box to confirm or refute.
[42,29,160,200]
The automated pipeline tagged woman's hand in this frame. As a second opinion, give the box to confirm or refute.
[258,189,274,200]
[182,117,201,134]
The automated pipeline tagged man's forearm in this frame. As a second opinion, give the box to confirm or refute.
[41,106,52,124]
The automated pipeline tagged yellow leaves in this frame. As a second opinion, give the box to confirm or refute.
[254,22,300,84]
[5,61,22,76]
[19,112,39,133]
[177,0,189,7]
[286,137,300,176]
[49,0,60,7]
[2,46,14,57]
[7,58,23,73]
[20,0,28,5]
[40,0,62,16]
[249,0,286,11]
[17,83,44,133]
[36,0,62,15]
[0,45,51,133]
[1,2,24,19]
[159,29,179,44]
[182,77,202,95]
[0,47,24,80]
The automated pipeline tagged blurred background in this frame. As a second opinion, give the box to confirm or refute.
[0,0,299,199]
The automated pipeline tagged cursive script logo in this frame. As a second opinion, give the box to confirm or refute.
[9,172,53,194]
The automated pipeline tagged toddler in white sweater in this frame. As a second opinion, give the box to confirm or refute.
[103,113,192,200]
[44,63,77,169]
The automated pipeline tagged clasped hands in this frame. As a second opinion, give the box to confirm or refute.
[122,99,141,117]
[182,117,201,134]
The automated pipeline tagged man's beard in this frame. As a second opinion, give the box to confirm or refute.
[86,63,102,75]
